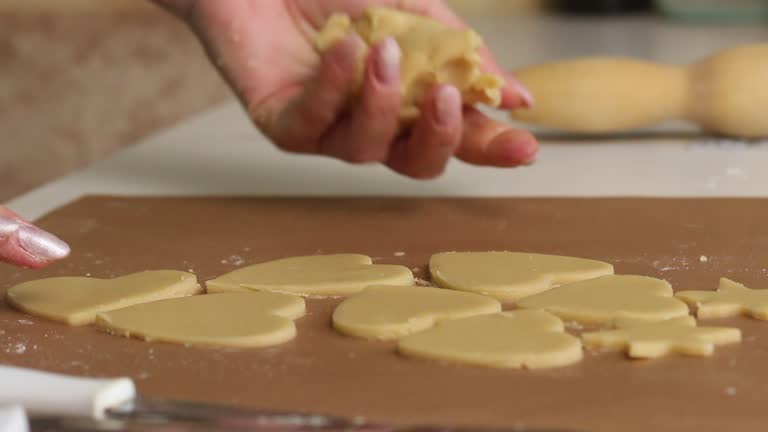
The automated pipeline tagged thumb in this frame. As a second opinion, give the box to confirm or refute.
[0,206,70,269]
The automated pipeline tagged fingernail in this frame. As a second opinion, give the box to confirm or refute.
[373,37,401,85]
[509,77,535,108]
[435,85,461,126]
[0,216,20,238]
[17,225,70,261]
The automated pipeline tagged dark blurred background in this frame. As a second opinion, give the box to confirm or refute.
[1,0,766,202]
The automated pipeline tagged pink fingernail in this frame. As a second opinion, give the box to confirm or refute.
[374,37,401,85]
[17,225,70,261]
[509,76,535,108]
[435,85,461,126]
[0,216,20,238]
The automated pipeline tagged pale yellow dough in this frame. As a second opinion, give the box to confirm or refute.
[206,254,413,297]
[517,275,690,324]
[398,310,583,369]
[582,316,741,359]
[429,252,614,302]
[5,271,201,326]
[314,7,503,122]
[676,278,768,320]
[95,292,305,348]
[332,285,501,340]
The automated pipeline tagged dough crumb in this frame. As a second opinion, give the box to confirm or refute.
[394,251,406,257]
[699,255,709,262]
[725,386,737,396]
[565,321,584,330]
[221,255,245,266]
[414,277,431,286]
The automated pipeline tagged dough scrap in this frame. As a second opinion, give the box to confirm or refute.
[314,7,503,122]
[206,254,413,297]
[332,285,501,340]
[5,271,201,326]
[429,251,614,302]
[95,292,305,348]
[517,275,689,324]
[582,316,741,358]
[676,278,768,320]
[398,310,583,369]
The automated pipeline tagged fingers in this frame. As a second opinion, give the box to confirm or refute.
[387,85,463,178]
[0,207,70,269]
[320,37,402,163]
[455,108,539,167]
[267,33,365,154]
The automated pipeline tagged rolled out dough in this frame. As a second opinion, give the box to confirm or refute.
[429,252,614,302]
[332,285,501,340]
[582,316,741,359]
[314,7,503,122]
[206,254,413,297]
[95,292,305,348]
[5,271,201,326]
[676,278,768,320]
[398,310,583,369]
[517,275,690,324]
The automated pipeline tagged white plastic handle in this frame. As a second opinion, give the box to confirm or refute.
[0,405,28,432]
[0,365,135,419]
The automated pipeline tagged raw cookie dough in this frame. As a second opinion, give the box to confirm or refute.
[314,7,503,122]
[5,271,200,326]
[582,316,741,359]
[398,310,583,369]
[95,292,305,348]
[332,285,501,340]
[517,275,690,324]
[206,254,413,297]
[429,252,613,302]
[676,278,768,320]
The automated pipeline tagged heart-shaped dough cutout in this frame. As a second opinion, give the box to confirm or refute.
[6,271,200,326]
[95,292,305,348]
[430,252,614,302]
[517,275,690,324]
[582,316,741,359]
[206,254,413,297]
[398,310,582,369]
[676,278,768,320]
[332,285,501,340]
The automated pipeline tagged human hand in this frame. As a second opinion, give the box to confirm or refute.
[154,0,538,178]
[0,206,70,268]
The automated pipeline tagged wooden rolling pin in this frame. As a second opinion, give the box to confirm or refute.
[510,44,768,138]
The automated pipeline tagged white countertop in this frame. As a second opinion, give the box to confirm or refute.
[8,15,768,220]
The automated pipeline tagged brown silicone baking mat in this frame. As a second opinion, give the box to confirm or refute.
[1,196,767,431]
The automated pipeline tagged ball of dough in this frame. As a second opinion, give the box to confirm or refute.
[314,7,503,122]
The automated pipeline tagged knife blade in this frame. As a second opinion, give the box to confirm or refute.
[2,365,579,432]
